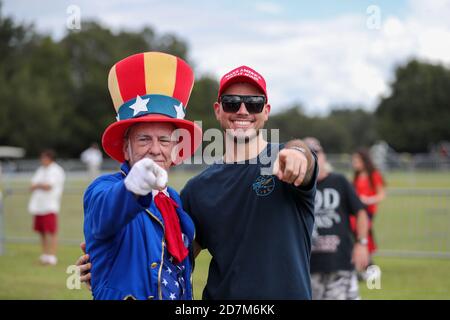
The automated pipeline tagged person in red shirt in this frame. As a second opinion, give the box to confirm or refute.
[350,148,386,258]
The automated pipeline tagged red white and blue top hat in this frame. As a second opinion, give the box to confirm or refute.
[102,52,202,164]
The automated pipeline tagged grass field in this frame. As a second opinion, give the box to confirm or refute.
[1,243,449,300]
[1,169,449,299]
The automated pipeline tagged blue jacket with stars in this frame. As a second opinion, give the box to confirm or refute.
[83,162,195,300]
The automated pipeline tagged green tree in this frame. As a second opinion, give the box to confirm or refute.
[0,2,72,155]
[60,22,192,156]
[0,10,192,157]
[376,59,450,152]
[266,105,309,142]
[328,108,378,151]
[267,106,356,152]
[188,75,220,131]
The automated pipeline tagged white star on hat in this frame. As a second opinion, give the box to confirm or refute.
[129,95,149,116]
[174,102,185,119]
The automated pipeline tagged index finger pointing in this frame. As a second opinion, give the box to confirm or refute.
[152,165,168,190]
[80,242,86,254]
[272,156,280,176]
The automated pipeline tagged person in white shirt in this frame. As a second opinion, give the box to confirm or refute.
[28,149,65,265]
[80,143,103,179]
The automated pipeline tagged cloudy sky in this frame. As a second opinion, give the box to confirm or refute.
[4,0,450,114]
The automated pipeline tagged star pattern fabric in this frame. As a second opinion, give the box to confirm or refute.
[174,102,185,119]
[151,189,188,300]
[161,252,187,300]
[129,95,149,116]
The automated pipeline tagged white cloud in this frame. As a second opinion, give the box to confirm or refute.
[408,0,450,27]
[416,27,450,63]
[254,2,284,15]
[190,1,450,114]
[190,15,392,113]
[3,0,450,115]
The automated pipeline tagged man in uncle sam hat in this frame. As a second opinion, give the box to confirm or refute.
[83,51,201,300]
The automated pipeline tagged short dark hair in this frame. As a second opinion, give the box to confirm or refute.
[353,147,385,189]
[41,149,56,161]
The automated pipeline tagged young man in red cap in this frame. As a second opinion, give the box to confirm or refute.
[181,66,318,299]
[82,52,202,300]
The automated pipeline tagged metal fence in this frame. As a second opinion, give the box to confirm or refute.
[0,185,87,247]
[2,152,450,174]
[326,154,450,173]
[375,188,450,258]
[1,173,450,259]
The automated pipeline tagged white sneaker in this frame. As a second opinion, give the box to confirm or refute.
[46,255,58,266]
[39,254,49,265]
[39,254,57,265]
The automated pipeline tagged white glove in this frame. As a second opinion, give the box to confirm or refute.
[124,158,168,196]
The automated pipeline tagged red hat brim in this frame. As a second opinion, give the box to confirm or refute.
[102,114,202,164]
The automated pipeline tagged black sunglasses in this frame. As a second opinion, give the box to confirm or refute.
[219,95,266,114]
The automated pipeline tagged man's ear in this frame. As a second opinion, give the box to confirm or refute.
[213,102,221,120]
[123,140,130,161]
[264,103,271,121]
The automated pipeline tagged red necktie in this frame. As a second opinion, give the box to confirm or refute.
[154,192,188,264]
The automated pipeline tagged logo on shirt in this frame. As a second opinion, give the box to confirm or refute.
[312,188,342,253]
[314,188,342,229]
[252,175,275,196]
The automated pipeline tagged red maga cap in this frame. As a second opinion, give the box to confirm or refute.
[218,65,268,101]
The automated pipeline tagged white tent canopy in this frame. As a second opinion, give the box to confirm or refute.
[0,146,25,159]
